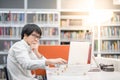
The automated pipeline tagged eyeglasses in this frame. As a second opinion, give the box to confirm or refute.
[31,34,41,40]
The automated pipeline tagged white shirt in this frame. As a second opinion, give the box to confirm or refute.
[7,40,46,80]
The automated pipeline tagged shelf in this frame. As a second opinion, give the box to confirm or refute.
[0,9,25,12]
[61,15,87,19]
[0,37,20,40]
[0,52,8,55]
[40,37,59,40]
[60,9,90,12]
[100,51,120,54]
[101,23,120,26]
[100,37,120,40]
[26,9,59,13]
[95,10,120,58]
[60,27,91,30]
[93,51,99,54]
[37,24,59,27]
[61,39,91,42]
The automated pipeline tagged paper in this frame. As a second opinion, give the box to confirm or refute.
[46,65,90,80]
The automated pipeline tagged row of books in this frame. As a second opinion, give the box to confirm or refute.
[0,27,22,37]
[0,40,17,51]
[101,40,120,51]
[0,27,60,38]
[40,40,59,45]
[0,55,7,64]
[61,19,83,27]
[0,54,7,79]
[0,40,59,52]
[0,13,25,23]
[27,13,58,23]
[41,27,59,37]
[111,13,120,23]
[101,26,120,37]
[0,12,59,24]
[94,40,98,51]
[60,30,92,40]
[94,40,120,52]
[0,69,5,79]
[102,54,120,59]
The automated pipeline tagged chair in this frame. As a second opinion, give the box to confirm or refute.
[4,65,9,80]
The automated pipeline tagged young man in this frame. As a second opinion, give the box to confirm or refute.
[7,24,67,80]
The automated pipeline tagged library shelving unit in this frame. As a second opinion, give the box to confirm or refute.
[98,11,120,59]
[92,0,120,58]
[26,0,60,45]
[0,0,60,79]
[59,0,93,45]
[26,10,60,45]
[60,11,92,45]
[0,9,25,79]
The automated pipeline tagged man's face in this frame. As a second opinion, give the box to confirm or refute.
[25,31,41,45]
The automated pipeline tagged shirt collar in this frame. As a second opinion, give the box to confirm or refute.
[21,39,31,51]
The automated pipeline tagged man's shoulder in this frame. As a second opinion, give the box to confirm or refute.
[13,40,22,46]
[12,40,25,48]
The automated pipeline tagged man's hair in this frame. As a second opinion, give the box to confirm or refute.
[21,24,42,39]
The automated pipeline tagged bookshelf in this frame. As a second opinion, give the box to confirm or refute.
[0,0,59,79]
[26,10,60,45]
[59,0,93,45]
[0,10,24,64]
[94,10,120,58]
[0,0,60,53]
[0,9,24,80]
[60,11,92,45]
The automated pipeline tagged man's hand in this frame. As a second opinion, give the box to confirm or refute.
[30,43,39,51]
[46,58,67,65]
[30,43,42,58]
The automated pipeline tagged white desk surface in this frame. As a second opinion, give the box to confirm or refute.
[46,65,120,80]
[87,72,120,80]
[48,72,120,80]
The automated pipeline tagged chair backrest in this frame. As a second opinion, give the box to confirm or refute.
[4,65,9,80]
[38,45,70,60]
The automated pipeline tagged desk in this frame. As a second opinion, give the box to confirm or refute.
[48,72,120,80]
[88,72,120,80]
[46,65,120,80]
